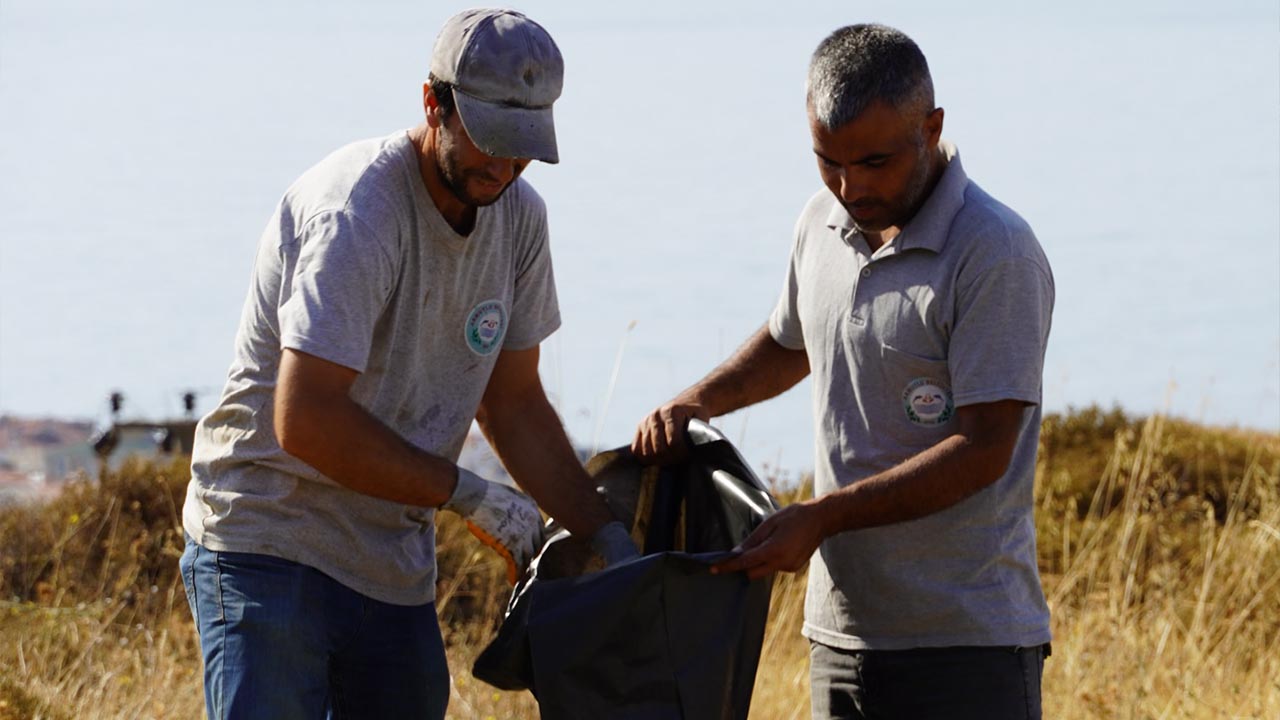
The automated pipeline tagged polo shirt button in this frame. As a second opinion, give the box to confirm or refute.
[860,267,871,278]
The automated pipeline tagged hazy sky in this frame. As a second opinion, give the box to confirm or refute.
[2,0,1277,470]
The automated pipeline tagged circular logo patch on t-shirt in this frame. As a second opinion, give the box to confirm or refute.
[902,377,954,426]
[464,299,507,356]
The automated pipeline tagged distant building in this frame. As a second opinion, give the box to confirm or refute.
[0,415,96,503]
[0,414,193,503]
[0,414,520,504]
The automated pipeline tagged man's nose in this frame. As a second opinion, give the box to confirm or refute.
[837,168,862,203]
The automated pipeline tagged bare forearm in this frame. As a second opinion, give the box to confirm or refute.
[711,400,1027,580]
[684,324,809,417]
[275,385,458,508]
[812,425,1015,536]
[633,324,809,463]
[477,390,613,537]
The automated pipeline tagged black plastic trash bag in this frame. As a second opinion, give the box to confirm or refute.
[473,420,780,720]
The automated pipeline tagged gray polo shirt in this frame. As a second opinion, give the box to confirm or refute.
[769,142,1054,650]
[183,131,561,606]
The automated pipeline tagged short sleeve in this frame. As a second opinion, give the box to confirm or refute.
[949,257,1054,407]
[278,211,395,372]
[504,207,561,350]
[768,224,807,351]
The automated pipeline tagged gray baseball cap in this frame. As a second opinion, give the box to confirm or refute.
[430,8,563,164]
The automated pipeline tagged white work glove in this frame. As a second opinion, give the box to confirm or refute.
[590,520,641,567]
[442,468,545,585]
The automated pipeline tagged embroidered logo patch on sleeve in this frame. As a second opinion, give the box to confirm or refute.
[464,299,507,356]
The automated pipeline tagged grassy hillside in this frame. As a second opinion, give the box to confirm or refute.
[1,407,1277,719]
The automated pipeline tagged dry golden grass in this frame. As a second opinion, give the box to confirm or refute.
[1,408,1277,719]
[0,457,202,720]
[1034,413,1280,719]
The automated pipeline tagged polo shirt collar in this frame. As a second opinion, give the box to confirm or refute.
[826,198,856,234]
[896,141,966,254]
[824,140,968,256]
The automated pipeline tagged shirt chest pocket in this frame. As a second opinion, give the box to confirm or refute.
[874,343,956,447]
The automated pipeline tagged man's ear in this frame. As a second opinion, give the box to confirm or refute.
[424,83,442,129]
[924,106,945,146]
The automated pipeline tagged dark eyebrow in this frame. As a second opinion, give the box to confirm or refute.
[813,148,838,163]
[853,152,893,165]
[812,149,895,165]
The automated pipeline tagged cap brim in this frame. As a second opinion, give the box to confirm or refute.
[454,90,559,164]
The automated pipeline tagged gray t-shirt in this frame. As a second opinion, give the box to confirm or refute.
[769,142,1054,650]
[182,130,561,606]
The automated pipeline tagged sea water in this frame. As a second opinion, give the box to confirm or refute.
[1,0,1276,475]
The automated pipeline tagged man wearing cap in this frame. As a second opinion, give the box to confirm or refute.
[633,24,1054,719]
[180,9,637,718]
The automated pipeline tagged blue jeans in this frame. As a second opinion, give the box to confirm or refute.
[179,537,449,719]
[810,641,1049,719]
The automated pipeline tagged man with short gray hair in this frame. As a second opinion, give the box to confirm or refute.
[634,23,1054,719]
[181,9,636,718]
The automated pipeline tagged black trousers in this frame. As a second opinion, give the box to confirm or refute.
[809,641,1050,720]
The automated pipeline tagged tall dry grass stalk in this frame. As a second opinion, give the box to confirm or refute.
[745,566,811,720]
[1,409,1276,719]
[0,457,203,720]
[1035,414,1280,719]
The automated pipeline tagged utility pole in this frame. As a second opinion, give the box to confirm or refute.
[90,390,200,473]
